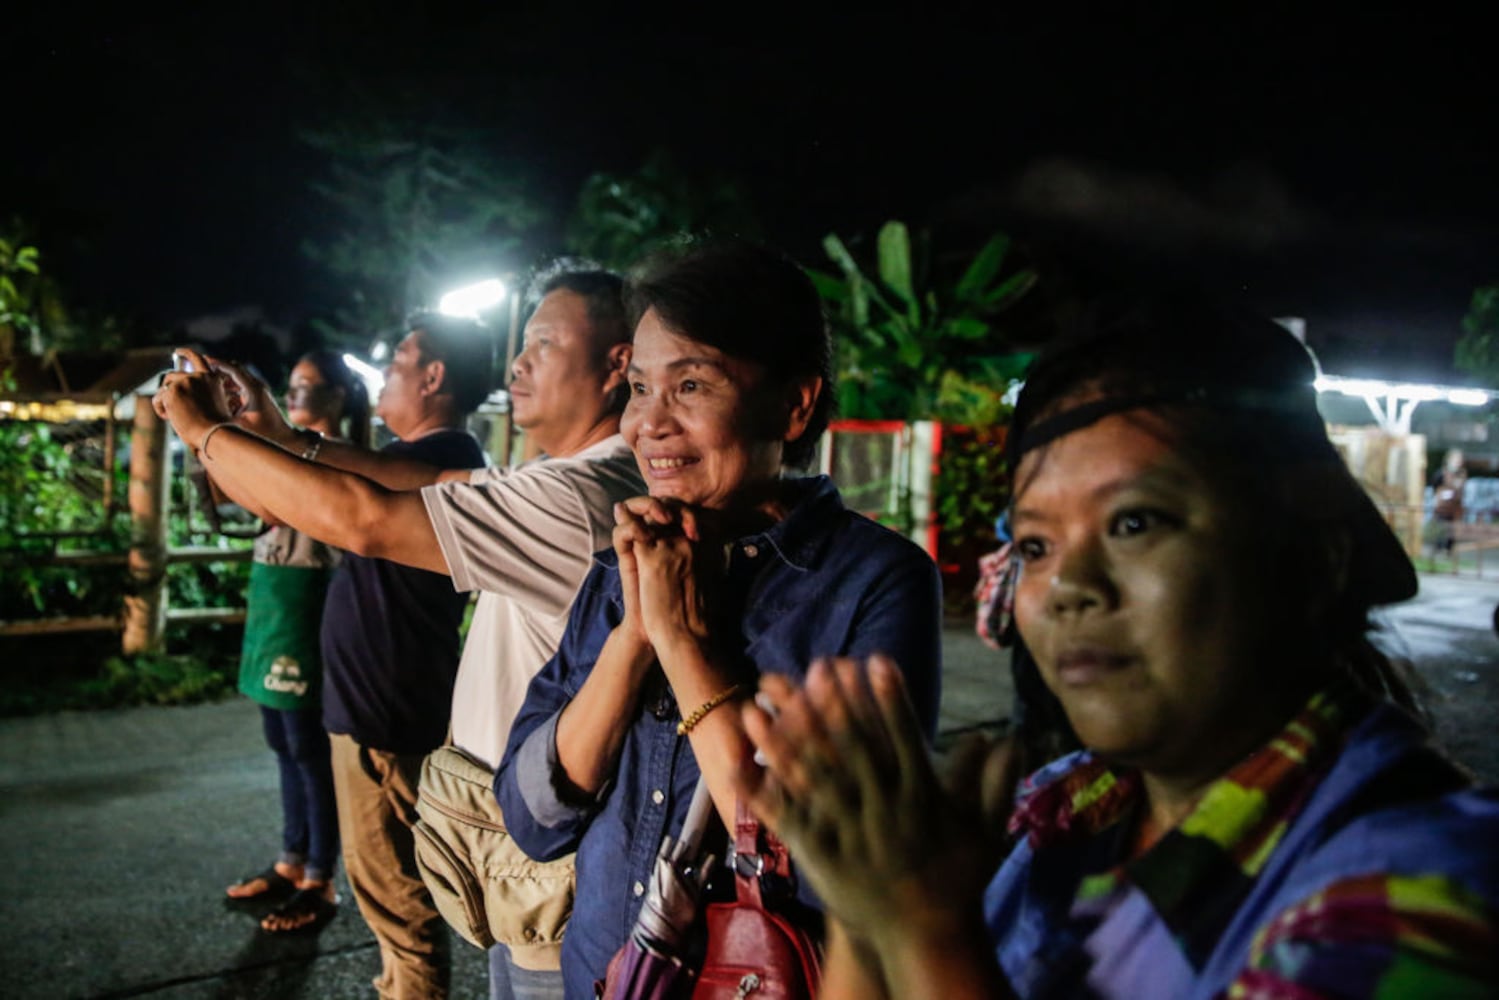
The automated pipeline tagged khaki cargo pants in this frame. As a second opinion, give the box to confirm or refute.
[331,733,451,999]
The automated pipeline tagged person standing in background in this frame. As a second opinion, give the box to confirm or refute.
[160,317,489,998]
[156,268,640,999]
[224,350,371,933]
[1429,447,1468,555]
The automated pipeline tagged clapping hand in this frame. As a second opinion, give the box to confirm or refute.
[739,655,1017,949]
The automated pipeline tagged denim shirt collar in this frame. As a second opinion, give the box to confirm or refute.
[592,475,844,575]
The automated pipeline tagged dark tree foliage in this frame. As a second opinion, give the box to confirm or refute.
[566,150,761,271]
[1455,283,1499,386]
[300,102,546,349]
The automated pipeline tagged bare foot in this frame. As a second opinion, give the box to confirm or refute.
[226,861,303,899]
[261,880,338,932]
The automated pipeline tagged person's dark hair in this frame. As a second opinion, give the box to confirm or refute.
[536,265,630,346]
[625,239,833,469]
[1007,289,1421,713]
[297,349,372,449]
[406,312,492,415]
[534,263,631,413]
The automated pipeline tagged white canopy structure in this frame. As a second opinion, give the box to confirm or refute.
[1314,375,1491,435]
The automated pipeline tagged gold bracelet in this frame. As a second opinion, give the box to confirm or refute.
[677,684,746,736]
[199,421,236,460]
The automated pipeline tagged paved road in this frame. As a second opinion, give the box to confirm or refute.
[1,573,1494,998]
[1376,573,1499,782]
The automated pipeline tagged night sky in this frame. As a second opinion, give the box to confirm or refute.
[8,5,1497,380]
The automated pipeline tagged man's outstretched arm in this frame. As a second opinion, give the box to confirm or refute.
[207,354,472,493]
[155,352,470,573]
[195,422,449,573]
[247,419,471,492]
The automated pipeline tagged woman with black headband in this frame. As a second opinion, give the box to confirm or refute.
[738,294,1499,998]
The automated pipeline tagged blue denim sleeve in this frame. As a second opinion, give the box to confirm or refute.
[839,542,944,740]
[493,566,615,862]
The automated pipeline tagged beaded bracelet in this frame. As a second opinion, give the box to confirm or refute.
[677,683,747,736]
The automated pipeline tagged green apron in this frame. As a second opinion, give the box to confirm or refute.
[239,561,332,710]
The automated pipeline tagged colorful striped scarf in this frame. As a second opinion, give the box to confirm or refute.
[1007,688,1499,992]
[1012,687,1349,890]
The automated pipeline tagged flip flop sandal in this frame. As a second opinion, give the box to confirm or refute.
[260,887,338,933]
[225,866,298,900]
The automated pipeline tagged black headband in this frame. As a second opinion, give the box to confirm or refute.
[1013,383,1324,461]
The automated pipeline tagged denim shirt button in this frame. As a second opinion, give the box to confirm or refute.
[742,544,759,558]
[651,788,665,805]
[632,880,645,898]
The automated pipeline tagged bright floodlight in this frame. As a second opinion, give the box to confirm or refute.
[343,353,386,400]
[438,278,508,319]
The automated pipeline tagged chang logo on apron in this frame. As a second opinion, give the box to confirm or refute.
[263,655,311,697]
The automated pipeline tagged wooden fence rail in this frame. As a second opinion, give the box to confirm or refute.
[0,395,251,645]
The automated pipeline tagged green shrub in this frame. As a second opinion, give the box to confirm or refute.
[0,643,237,716]
[81,652,233,706]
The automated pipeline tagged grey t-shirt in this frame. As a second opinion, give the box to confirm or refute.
[422,434,645,767]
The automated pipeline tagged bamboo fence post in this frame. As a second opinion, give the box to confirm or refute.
[122,396,169,654]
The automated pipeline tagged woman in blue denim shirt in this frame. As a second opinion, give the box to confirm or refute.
[494,240,943,997]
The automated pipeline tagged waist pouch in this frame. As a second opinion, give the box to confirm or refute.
[413,743,575,958]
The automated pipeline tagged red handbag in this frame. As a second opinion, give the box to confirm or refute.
[598,786,822,1000]
[691,802,822,999]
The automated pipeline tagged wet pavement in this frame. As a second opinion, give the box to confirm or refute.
[2,572,1495,998]
[1374,573,1499,782]
[0,698,481,999]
